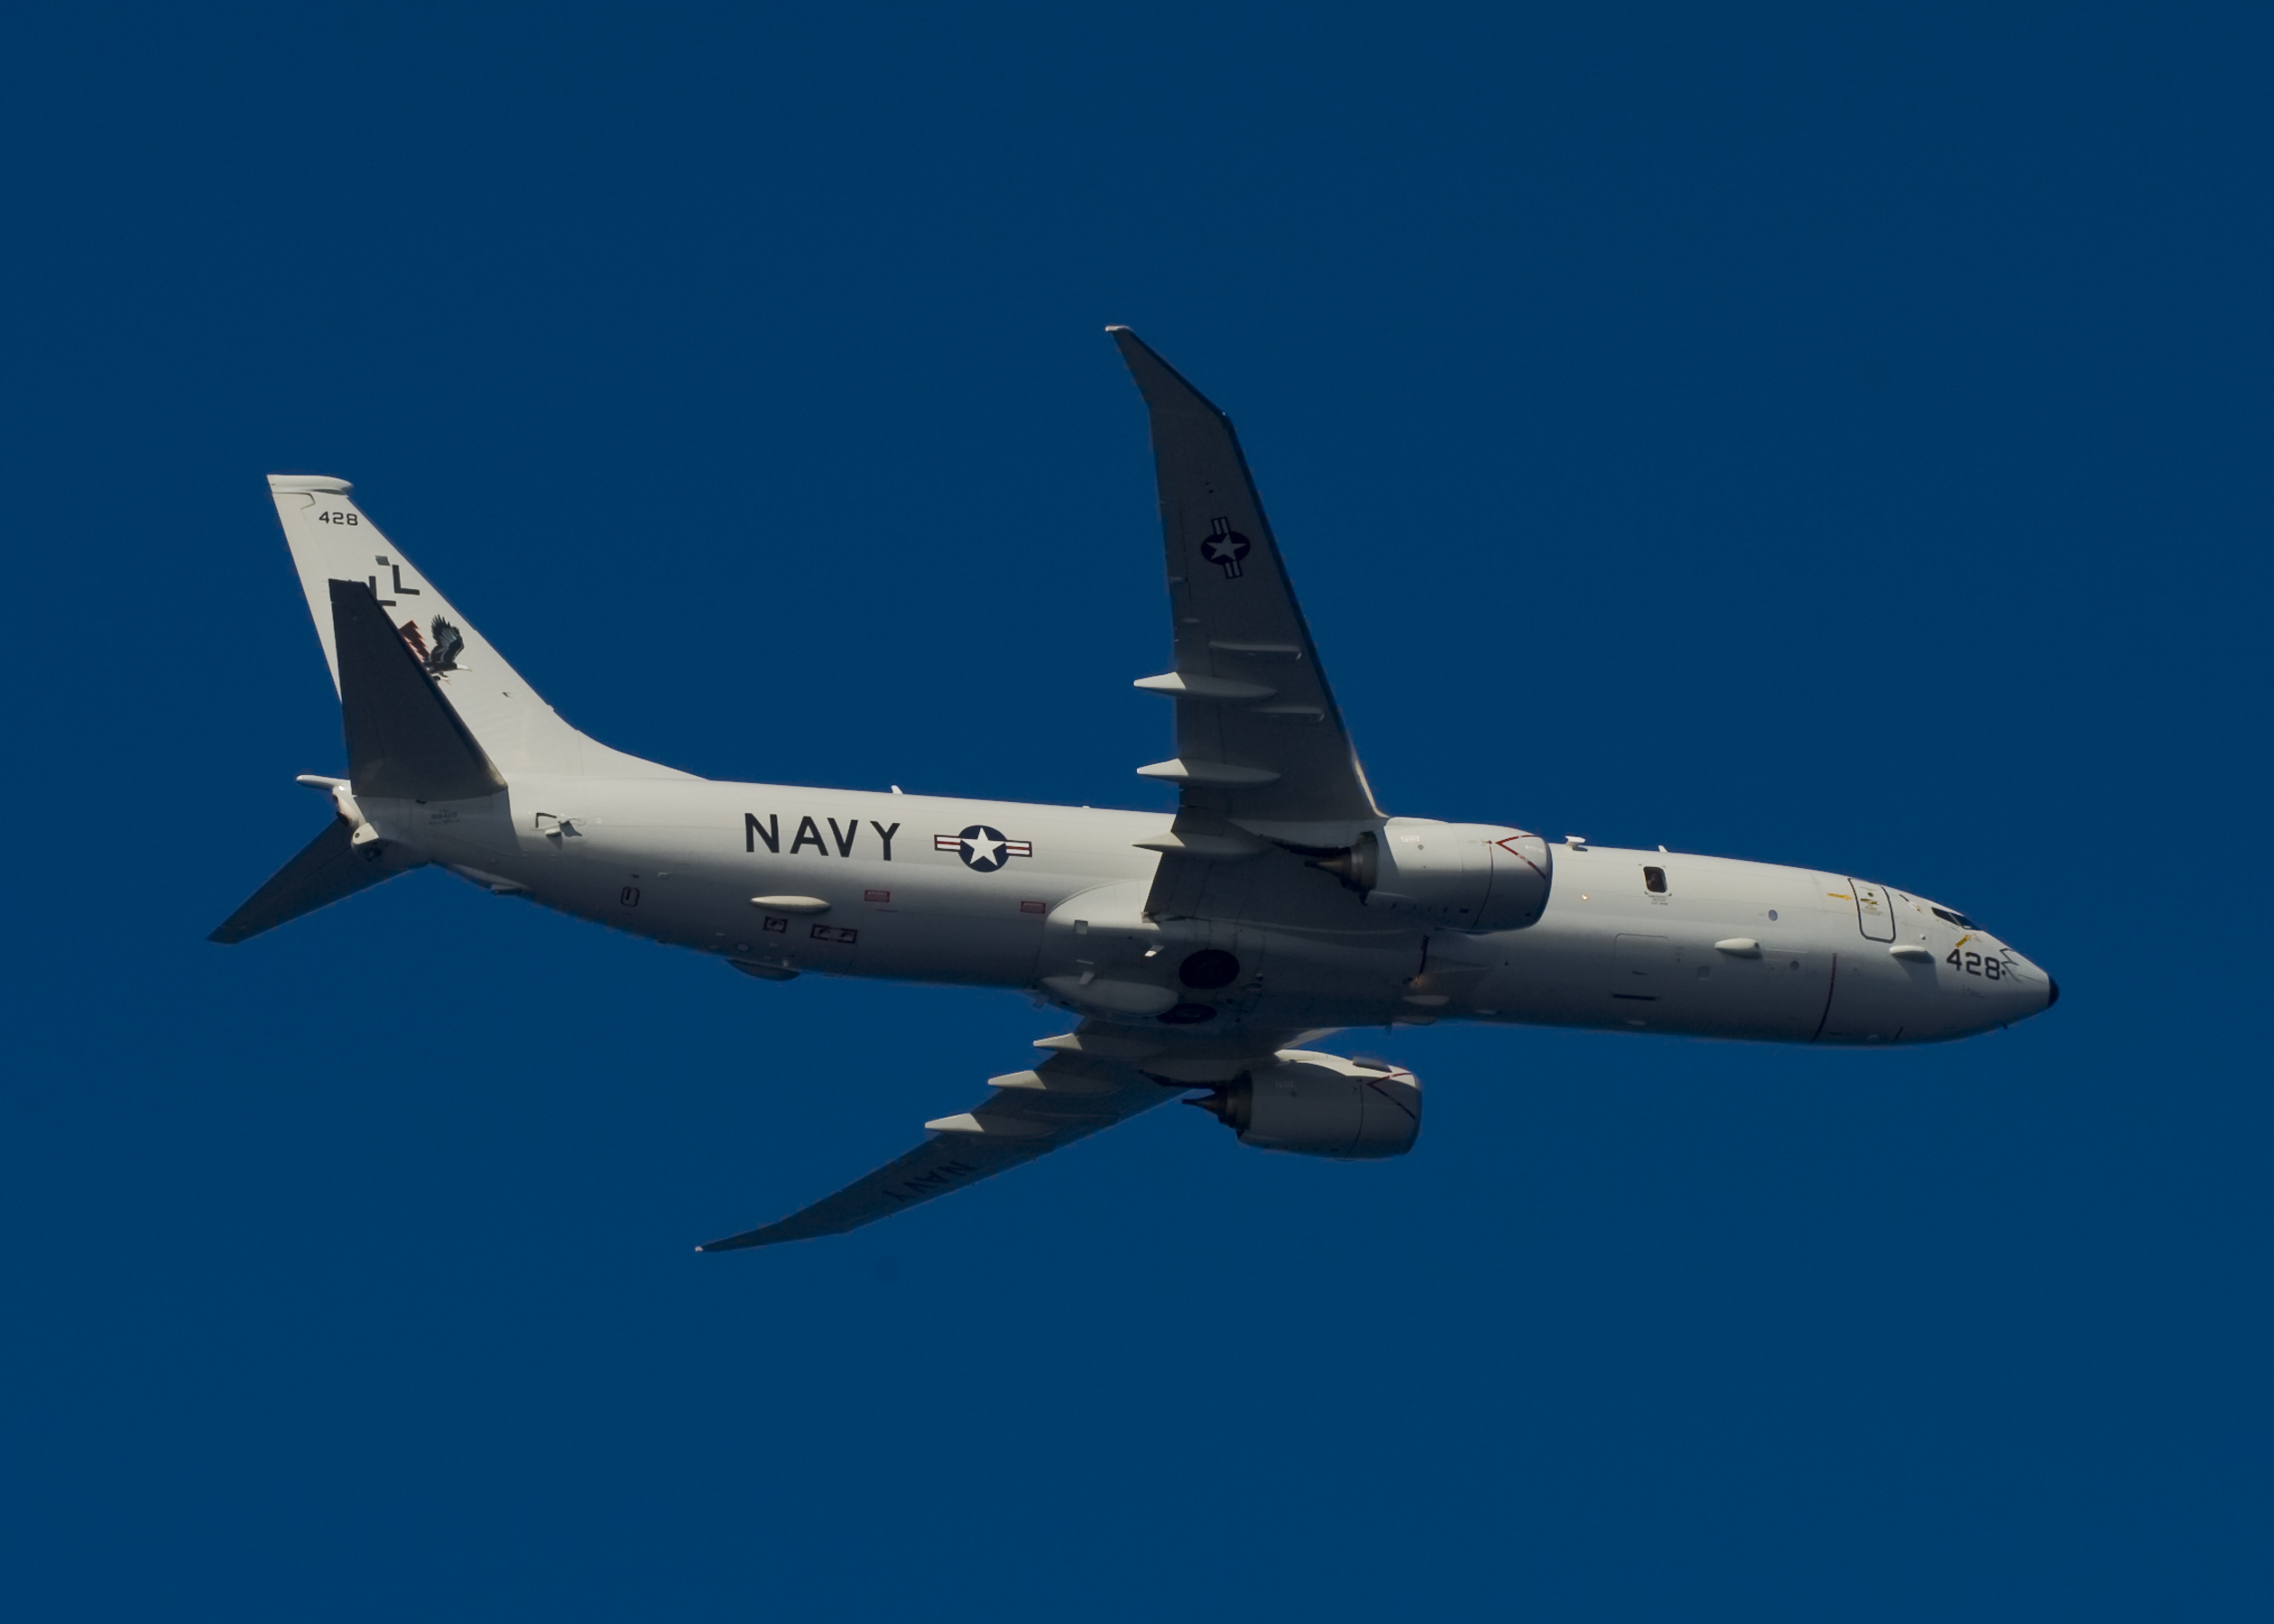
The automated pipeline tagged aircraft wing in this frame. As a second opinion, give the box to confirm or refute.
[1112,328,1381,852]
[696,1023,1286,1250]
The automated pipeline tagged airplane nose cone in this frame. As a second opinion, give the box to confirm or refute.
[2046,976,2060,1009]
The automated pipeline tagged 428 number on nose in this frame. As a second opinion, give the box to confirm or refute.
[1946,948,2005,979]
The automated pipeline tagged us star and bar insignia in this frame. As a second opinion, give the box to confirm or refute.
[936,825,1033,872]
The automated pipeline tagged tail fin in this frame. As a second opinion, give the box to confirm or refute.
[211,475,689,945]
[267,475,684,780]
[208,581,500,944]
[330,577,504,799]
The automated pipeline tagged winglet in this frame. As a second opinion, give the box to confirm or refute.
[1108,326,1232,421]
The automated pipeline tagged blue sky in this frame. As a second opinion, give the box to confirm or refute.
[3,4,2269,1619]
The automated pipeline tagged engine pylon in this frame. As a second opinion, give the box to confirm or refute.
[1186,1078,1254,1132]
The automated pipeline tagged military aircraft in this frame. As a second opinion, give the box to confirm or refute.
[214,328,2059,1249]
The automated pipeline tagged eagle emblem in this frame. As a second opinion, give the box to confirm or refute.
[396,614,467,675]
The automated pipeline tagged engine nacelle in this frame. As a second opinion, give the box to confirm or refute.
[1191,1050,1421,1159]
[1316,817,1552,929]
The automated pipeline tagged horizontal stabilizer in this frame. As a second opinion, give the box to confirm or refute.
[208,817,403,944]
[331,578,505,800]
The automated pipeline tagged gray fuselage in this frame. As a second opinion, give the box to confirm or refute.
[375,775,2055,1047]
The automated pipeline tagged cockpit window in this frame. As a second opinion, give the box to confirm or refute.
[1931,906,1978,929]
[1643,866,1668,894]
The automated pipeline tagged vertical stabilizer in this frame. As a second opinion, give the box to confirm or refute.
[330,578,506,800]
[267,476,688,780]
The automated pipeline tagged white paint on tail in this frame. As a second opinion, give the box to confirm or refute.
[266,475,692,780]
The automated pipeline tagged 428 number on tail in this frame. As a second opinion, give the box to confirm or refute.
[316,511,359,524]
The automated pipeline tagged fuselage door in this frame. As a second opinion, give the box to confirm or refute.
[1850,880,1897,942]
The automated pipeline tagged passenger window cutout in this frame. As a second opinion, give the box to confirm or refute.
[1642,866,1668,894]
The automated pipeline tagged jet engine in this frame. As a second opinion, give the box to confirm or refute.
[1189,1050,1421,1158]
[1314,818,1552,929]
